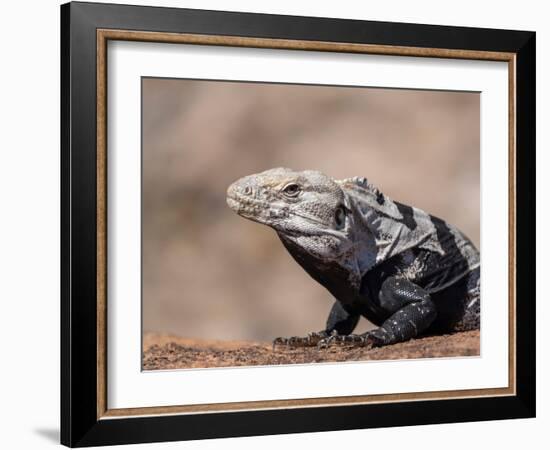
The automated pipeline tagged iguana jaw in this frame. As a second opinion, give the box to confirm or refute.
[226,184,289,223]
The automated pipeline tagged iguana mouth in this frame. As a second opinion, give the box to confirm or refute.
[226,193,270,214]
[226,196,240,211]
[227,193,338,228]
[227,193,296,224]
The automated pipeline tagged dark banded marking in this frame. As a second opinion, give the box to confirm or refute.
[394,201,418,230]
[426,214,470,292]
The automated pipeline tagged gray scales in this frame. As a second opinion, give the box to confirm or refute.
[227,168,480,349]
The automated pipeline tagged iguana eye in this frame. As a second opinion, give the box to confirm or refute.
[282,183,301,198]
[335,206,346,229]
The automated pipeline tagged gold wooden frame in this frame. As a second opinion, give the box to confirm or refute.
[96,29,516,420]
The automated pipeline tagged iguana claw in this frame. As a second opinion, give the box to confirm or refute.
[272,331,329,350]
[317,332,380,349]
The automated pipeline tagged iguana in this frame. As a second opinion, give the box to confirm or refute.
[226,168,480,349]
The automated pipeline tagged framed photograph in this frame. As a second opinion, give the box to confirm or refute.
[61,1,535,447]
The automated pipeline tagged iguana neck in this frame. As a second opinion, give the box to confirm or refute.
[277,233,362,298]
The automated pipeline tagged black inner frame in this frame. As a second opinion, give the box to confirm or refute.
[61,2,536,447]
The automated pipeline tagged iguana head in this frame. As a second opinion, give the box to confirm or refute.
[227,168,354,260]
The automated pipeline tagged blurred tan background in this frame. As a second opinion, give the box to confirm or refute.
[142,78,479,342]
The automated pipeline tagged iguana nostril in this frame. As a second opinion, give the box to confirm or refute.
[243,186,253,196]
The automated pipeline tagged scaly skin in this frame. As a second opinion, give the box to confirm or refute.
[227,168,480,349]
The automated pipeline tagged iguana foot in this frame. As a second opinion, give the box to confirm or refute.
[272,331,329,350]
[317,331,386,349]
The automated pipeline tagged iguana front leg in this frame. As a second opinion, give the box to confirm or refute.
[272,301,360,349]
[319,277,437,348]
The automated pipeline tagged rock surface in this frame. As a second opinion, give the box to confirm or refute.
[143,331,480,370]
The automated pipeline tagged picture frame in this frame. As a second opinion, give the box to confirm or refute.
[60,1,535,447]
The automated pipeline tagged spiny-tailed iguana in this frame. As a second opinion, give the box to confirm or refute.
[226,168,480,349]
